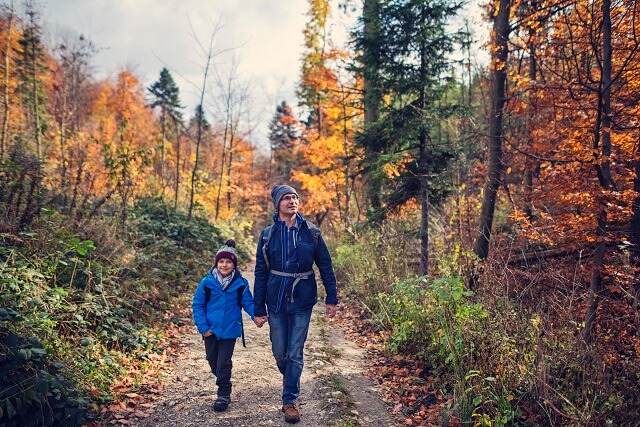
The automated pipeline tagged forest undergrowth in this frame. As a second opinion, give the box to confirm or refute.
[332,220,640,427]
[0,196,253,426]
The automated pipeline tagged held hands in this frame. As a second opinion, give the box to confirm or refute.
[254,316,268,328]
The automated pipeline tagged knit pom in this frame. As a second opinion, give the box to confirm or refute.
[224,239,236,248]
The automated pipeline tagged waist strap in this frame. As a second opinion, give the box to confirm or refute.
[270,270,313,302]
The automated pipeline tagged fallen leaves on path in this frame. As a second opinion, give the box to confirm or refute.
[98,307,192,425]
[336,299,451,427]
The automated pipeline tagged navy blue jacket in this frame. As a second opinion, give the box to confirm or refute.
[192,269,255,339]
[254,213,338,316]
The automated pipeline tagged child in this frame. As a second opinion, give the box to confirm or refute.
[192,239,255,412]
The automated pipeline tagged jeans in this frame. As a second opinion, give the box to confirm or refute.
[268,299,313,404]
[204,335,236,397]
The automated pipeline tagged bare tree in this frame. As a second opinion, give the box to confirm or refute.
[187,17,222,220]
[210,52,250,220]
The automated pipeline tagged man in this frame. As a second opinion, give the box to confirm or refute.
[253,184,338,424]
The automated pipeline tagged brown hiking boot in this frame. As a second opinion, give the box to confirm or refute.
[282,403,300,423]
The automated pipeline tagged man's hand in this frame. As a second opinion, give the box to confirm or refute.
[202,330,213,338]
[325,304,337,318]
[254,316,269,328]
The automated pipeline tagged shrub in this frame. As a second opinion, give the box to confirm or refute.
[0,309,88,426]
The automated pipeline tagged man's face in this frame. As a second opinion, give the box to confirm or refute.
[278,193,299,216]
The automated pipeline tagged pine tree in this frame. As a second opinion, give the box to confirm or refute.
[148,67,183,186]
[355,0,462,274]
[16,0,48,160]
[268,101,304,186]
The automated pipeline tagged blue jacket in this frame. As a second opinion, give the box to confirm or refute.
[192,269,255,339]
[254,213,338,316]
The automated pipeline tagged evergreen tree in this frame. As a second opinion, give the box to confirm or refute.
[353,0,385,223]
[148,67,183,185]
[267,101,304,185]
[354,0,462,274]
[16,0,48,159]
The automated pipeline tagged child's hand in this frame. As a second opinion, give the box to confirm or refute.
[254,316,268,328]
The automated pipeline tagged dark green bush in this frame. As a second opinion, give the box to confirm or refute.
[0,309,87,426]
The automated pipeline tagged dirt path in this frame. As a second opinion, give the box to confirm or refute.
[133,266,399,427]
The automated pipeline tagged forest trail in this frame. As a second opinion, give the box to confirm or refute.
[133,265,399,427]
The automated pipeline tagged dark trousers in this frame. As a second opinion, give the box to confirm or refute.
[203,335,236,397]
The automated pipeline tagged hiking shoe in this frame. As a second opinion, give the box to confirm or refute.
[282,403,300,423]
[214,396,230,412]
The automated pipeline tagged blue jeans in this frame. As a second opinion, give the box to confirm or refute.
[268,299,313,404]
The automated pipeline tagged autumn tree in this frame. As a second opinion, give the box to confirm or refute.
[0,2,18,160]
[49,31,96,206]
[92,70,155,221]
[294,0,362,229]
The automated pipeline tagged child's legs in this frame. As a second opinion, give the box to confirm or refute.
[204,335,219,375]
[214,338,236,397]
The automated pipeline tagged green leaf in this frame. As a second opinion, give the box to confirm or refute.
[35,378,49,394]
[18,348,32,361]
[6,399,16,419]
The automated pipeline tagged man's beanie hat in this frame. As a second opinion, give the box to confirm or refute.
[214,239,238,268]
[271,184,299,210]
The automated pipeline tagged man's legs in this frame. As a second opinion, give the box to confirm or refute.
[268,302,313,404]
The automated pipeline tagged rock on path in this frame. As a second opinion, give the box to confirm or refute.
[133,265,398,427]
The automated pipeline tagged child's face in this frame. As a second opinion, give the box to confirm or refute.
[217,258,234,276]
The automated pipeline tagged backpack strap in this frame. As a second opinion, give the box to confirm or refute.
[261,225,275,270]
[262,221,321,268]
[204,286,211,305]
[305,220,320,250]
[237,284,246,348]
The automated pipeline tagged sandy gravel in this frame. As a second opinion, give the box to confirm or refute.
[132,266,399,427]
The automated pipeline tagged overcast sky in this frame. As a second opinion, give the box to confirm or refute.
[40,0,487,151]
[42,0,344,150]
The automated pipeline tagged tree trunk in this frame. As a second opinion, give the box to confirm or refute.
[188,24,219,220]
[473,0,512,260]
[215,107,230,220]
[524,10,538,220]
[28,9,42,160]
[631,157,640,333]
[174,120,181,211]
[418,2,429,276]
[1,5,14,160]
[583,0,613,344]
[226,129,235,211]
[362,0,382,222]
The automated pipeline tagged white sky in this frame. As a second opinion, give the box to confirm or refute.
[40,0,488,152]
[42,0,326,151]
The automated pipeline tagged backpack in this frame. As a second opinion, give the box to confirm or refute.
[261,220,320,270]
[203,283,246,347]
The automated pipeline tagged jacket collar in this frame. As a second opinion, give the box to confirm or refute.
[272,212,304,229]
